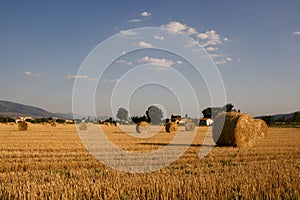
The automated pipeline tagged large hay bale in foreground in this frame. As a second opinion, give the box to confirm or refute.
[136,121,150,134]
[165,122,178,133]
[254,119,268,139]
[185,121,195,131]
[213,112,268,147]
[18,121,28,131]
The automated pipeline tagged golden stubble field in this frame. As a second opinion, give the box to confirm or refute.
[0,123,299,199]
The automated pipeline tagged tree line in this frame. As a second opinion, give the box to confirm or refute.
[116,103,237,125]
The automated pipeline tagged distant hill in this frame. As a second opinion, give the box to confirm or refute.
[0,100,54,118]
[256,112,296,120]
[0,100,74,119]
[0,100,106,120]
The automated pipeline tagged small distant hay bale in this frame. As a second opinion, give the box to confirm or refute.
[79,123,88,130]
[50,121,57,127]
[18,121,28,131]
[213,112,268,147]
[165,122,178,133]
[185,121,195,131]
[136,121,150,134]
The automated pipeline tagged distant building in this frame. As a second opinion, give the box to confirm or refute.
[15,116,32,123]
[178,118,189,125]
[65,119,74,124]
[199,118,214,126]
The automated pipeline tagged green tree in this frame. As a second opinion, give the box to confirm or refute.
[202,107,212,118]
[202,103,236,118]
[261,116,275,126]
[224,103,235,112]
[116,108,129,123]
[146,105,163,125]
[131,115,148,124]
[292,111,300,122]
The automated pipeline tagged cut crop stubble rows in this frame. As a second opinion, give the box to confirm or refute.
[0,123,299,199]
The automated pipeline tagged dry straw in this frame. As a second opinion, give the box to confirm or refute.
[185,121,195,131]
[18,121,28,131]
[213,112,268,147]
[165,122,178,133]
[136,121,150,133]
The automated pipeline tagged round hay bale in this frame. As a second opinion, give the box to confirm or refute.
[165,122,178,133]
[50,121,57,127]
[185,121,195,131]
[136,121,150,134]
[79,123,88,130]
[254,119,268,139]
[213,112,268,147]
[18,121,28,131]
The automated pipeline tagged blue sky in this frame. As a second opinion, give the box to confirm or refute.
[0,0,299,118]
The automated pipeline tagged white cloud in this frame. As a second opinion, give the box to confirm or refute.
[206,46,219,51]
[24,71,45,78]
[209,53,221,59]
[120,30,138,37]
[65,75,98,81]
[140,56,174,67]
[154,35,165,40]
[177,60,183,64]
[215,60,226,65]
[186,27,197,35]
[225,57,232,62]
[138,41,153,48]
[65,75,88,79]
[198,30,222,47]
[215,57,232,65]
[116,59,133,65]
[292,31,300,35]
[102,79,120,84]
[161,21,187,33]
[197,33,209,39]
[161,21,199,36]
[141,11,151,17]
[128,19,142,23]
[161,21,231,64]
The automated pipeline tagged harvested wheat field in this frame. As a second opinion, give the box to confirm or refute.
[0,123,299,199]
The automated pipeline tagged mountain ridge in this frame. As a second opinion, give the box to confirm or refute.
[0,100,70,119]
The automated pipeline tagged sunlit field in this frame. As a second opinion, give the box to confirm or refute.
[0,123,299,199]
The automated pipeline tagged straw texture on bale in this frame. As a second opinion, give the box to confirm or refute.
[213,112,268,147]
[79,123,88,130]
[136,121,150,133]
[254,119,268,139]
[50,122,57,127]
[185,121,195,131]
[18,121,28,131]
[165,122,178,133]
